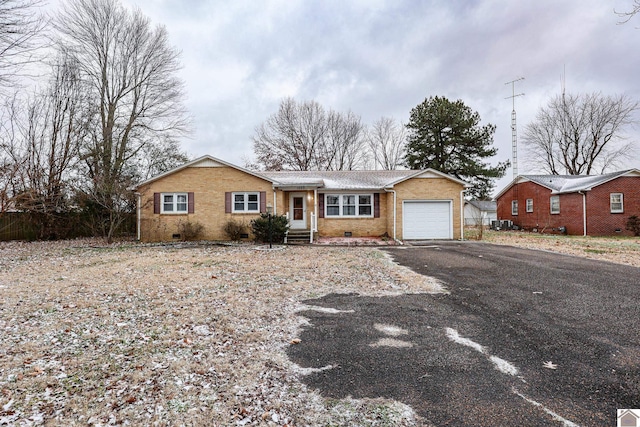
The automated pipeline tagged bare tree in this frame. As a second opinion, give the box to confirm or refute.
[523,92,638,175]
[253,98,327,171]
[367,117,406,170]
[54,0,189,242]
[0,53,87,238]
[0,95,21,215]
[0,0,46,91]
[253,98,368,171]
[322,110,366,171]
[616,1,640,23]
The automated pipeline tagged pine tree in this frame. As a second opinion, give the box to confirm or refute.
[405,96,508,199]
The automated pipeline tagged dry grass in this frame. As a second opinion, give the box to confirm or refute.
[481,230,640,267]
[0,239,440,426]
[3,233,637,426]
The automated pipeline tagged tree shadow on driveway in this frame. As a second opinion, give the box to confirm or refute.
[287,292,576,427]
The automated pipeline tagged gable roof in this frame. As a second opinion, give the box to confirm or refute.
[494,169,640,199]
[132,155,471,191]
[131,155,278,190]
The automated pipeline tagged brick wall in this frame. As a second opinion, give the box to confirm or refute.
[586,177,640,236]
[138,165,466,241]
[137,166,281,242]
[496,176,640,236]
[394,177,464,240]
[317,192,389,237]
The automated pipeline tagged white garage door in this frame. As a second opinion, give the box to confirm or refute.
[403,200,452,239]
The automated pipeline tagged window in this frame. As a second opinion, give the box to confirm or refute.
[526,199,533,213]
[325,194,373,217]
[511,200,518,215]
[550,196,560,214]
[161,193,188,213]
[610,193,624,213]
[233,192,260,212]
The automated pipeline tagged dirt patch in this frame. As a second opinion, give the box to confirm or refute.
[0,239,438,426]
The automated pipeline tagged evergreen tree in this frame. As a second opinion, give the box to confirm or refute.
[405,96,508,199]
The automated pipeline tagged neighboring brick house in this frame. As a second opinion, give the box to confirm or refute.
[494,170,640,236]
[131,155,470,242]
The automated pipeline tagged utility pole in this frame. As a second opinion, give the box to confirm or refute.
[505,77,524,178]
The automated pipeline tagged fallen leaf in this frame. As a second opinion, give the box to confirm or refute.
[290,338,301,344]
[543,361,557,370]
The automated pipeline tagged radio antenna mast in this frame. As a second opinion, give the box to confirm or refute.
[505,77,524,178]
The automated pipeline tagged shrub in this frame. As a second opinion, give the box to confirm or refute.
[626,215,640,236]
[178,220,205,241]
[250,213,289,244]
[223,219,247,241]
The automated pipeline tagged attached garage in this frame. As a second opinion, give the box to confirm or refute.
[402,200,453,239]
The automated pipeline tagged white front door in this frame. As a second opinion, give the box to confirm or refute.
[289,193,307,229]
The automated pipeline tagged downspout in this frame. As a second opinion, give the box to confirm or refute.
[273,189,277,214]
[384,188,401,244]
[314,187,318,233]
[135,192,141,241]
[579,191,587,236]
[460,190,465,240]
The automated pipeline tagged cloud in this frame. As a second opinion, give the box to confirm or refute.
[107,0,640,189]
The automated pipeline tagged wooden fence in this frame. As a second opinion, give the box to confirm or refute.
[0,212,136,241]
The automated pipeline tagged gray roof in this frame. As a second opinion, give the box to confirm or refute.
[522,170,637,194]
[494,169,640,199]
[466,199,496,212]
[131,155,471,191]
[261,170,421,190]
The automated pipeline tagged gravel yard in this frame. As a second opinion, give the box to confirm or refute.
[0,233,637,426]
[0,240,440,426]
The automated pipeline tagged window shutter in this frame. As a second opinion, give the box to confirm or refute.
[260,191,267,213]
[154,193,160,214]
[318,193,324,218]
[188,192,195,214]
[225,192,231,213]
[374,193,380,218]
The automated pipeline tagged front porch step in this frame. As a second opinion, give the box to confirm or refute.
[286,229,312,244]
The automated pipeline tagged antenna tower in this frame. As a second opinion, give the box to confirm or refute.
[505,77,524,178]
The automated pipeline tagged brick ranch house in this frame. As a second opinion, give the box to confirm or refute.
[130,155,471,242]
[494,169,640,236]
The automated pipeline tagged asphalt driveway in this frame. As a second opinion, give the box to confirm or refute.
[287,242,640,426]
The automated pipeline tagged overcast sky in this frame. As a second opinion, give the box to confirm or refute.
[75,0,640,193]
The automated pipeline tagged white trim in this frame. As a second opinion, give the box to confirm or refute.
[526,198,533,213]
[289,192,307,229]
[610,193,624,213]
[232,192,260,213]
[161,192,188,214]
[550,195,560,214]
[324,193,374,218]
[511,200,518,216]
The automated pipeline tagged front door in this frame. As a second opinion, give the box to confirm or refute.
[289,193,307,229]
